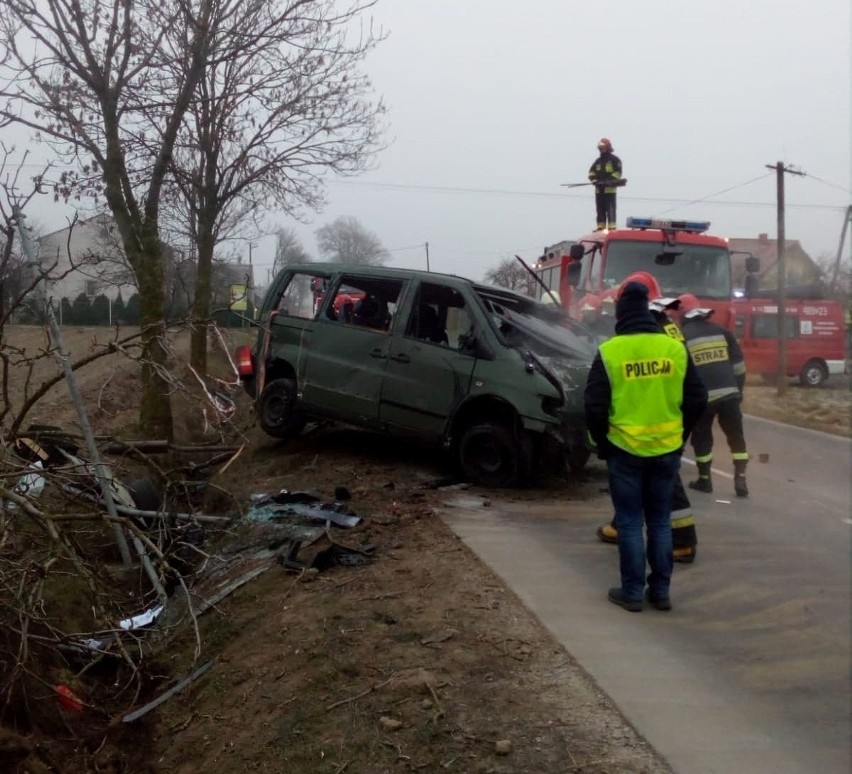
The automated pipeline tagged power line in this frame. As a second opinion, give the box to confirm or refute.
[657,173,773,216]
[328,179,845,212]
[802,173,851,196]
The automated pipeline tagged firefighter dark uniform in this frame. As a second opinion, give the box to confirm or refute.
[596,296,701,562]
[678,295,749,497]
[588,137,622,230]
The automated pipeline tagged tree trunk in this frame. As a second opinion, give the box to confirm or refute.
[189,213,216,374]
[134,233,174,441]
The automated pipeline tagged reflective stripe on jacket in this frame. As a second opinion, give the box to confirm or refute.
[599,332,688,456]
[588,152,623,193]
[681,318,745,403]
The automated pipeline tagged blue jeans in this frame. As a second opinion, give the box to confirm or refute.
[607,450,681,601]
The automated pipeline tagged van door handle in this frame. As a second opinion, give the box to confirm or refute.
[370,348,387,359]
[390,353,411,364]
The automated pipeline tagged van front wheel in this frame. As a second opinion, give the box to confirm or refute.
[459,422,529,488]
[257,378,306,439]
[799,360,828,388]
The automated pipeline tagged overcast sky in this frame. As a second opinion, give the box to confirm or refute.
[12,0,851,284]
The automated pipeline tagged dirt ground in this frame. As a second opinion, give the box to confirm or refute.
[1,325,849,773]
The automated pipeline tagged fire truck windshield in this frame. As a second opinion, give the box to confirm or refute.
[602,240,731,300]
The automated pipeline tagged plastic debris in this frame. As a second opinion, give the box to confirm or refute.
[55,684,84,712]
[119,603,165,631]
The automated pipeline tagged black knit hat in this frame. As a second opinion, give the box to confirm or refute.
[614,280,657,333]
[616,281,649,319]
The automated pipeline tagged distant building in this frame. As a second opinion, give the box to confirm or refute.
[36,214,257,322]
[729,233,824,297]
[38,213,141,303]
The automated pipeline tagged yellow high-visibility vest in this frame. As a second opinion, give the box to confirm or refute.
[599,333,687,456]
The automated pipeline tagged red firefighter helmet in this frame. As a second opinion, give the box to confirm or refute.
[678,293,714,319]
[597,137,613,152]
[618,271,662,301]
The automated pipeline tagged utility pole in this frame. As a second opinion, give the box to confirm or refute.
[425,242,430,272]
[765,161,804,397]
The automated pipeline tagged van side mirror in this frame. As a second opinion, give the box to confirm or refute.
[745,255,760,273]
[569,243,585,260]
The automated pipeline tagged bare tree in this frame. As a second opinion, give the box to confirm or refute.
[0,148,47,329]
[484,257,536,296]
[166,0,384,373]
[315,216,389,265]
[273,227,313,276]
[0,0,235,440]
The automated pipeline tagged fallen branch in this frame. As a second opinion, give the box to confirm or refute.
[326,672,402,711]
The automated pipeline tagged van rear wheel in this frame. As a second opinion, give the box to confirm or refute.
[459,422,530,488]
[257,378,306,439]
[799,359,828,387]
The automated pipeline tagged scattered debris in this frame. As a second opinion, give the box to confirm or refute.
[246,491,361,529]
[55,684,85,713]
[122,660,214,723]
[495,739,513,756]
[119,603,165,630]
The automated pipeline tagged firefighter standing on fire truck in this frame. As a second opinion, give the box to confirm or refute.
[678,294,750,497]
[588,137,622,230]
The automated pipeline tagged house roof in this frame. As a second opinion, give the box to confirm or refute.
[728,233,819,282]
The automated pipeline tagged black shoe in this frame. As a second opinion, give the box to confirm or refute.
[596,524,618,544]
[688,478,712,493]
[734,475,749,497]
[608,587,642,612]
[673,545,697,564]
[645,589,672,611]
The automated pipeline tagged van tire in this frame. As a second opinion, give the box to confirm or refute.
[257,378,306,439]
[459,422,528,488]
[799,359,828,388]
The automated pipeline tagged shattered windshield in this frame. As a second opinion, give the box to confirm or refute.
[473,285,597,361]
[603,240,732,300]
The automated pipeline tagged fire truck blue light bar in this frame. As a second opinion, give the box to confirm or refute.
[626,217,711,233]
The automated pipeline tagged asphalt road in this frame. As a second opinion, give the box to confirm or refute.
[441,414,851,774]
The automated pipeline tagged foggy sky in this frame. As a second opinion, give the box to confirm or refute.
[9,0,851,284]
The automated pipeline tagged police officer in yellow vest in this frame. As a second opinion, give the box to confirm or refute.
[595,294,701,563]
[585,282,707,612]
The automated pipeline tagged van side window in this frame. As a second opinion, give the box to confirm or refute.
[326,275,404,331]
[752,314,799,339]
[406,282,473,351]
[276,272,325,319]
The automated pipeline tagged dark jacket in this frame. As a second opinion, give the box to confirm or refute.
[680,316,746,403]
[588,151,623,192]
[584,310,708,458]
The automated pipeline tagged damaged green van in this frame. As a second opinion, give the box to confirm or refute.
[236,264,595,487]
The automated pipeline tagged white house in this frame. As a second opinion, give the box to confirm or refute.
[37,213,140,304]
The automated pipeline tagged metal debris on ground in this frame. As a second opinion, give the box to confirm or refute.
[246,491,361,529]
[122,660,214,723]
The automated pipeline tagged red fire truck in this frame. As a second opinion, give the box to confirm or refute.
[533,217,759,332]
[733,297,848,387]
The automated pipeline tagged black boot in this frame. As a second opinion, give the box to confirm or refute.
[672,523,697,564]
[689,461,713,493]
[734,459,749,497]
